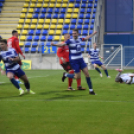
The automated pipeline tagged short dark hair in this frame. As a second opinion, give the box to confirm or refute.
[0,36,2,40]
[73,28,79,33]
[0,39,7,44]
[12,30,18,35]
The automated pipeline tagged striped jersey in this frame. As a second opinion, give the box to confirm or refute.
[65,38,85,61]
[120,73,134,84]
[0,48,20,70]
[88,48,100,62]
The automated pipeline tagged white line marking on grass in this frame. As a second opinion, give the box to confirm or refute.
[0,82,5,84]
[28,75,49,79]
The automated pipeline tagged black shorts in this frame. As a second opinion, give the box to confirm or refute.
[61,62,72,72]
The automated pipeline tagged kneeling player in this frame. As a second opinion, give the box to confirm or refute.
[88,42,110,78]
[0,39,35,96]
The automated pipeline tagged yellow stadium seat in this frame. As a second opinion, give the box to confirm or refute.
[24,24,29,29]
[25,0,30,2]
[67,8,73,12]
[63,0,68,2]
[37,25,43,29]
[44,0,49,2]
[44,25,49,29]
[56,3,61,7]
[54,36,60,40]
[22,30,28,35]
[43,3,48,7]
[17,30,20,34]
[19,42,24,46]
[49,30,55,35]
[23,3,29,8]
[57,0,62,2]
[58,19,63,23]
[17,24,22,29]
[38,19,44,24]
[72,14,78,18]
[50,0,55,2]
[74,8,79,12]
[50,25,56,29]
[49,3,54,7]
[30,24,36,29]
[36,3,42,8]
[32,19,38,24]
[68,3,74,7]
[20,13,25,18]
[18,19,24,24]
[66,14,71,18]
[31,0,36,2]
[57,25,62,29]
[62,3,67,7]
[25,19,31,24]
[61,36,64,41]
[51,19,57,24]
[20,36,26,41]
[65,19,70,23]
[55,30,61,35]
[38,0,43,2]
[45,19,51,24]
[27,13,32,18]
[30,3,35,8]
[29,8,34,13]
[22,8,27,13]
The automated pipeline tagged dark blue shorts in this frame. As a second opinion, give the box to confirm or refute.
[6,68,25,78]
[91,60,103,66]
[70,58,87,73]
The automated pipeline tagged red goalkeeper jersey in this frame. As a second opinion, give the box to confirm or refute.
[7,37,23,55]
[57,45,69,64]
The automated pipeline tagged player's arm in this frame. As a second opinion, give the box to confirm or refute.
[51,42,66,47]
[0,56,5,75]
[87,54,90,58]
[8,56,20,62]
[83,31,97,41]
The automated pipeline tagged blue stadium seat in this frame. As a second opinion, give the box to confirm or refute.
[90,25,94,29]
[78,19,83,24]
[39,42,45,46]
[84,19,89,24]
[89,0,93,2]
[82,30,88,35]
[79,14,84,19]
[31,47,36,53]
[36,30,41,35]
[25,47,29,53]
[70,24,75,29]
[87,8,91,13]
[81,3,86,8]
[63,30,68,34]
[83,25,88,29]
[82,0,87,3]
[81,42,86,46]
[94,3,97,8]
[0,0,5,2]
[71,19,76,24]
[59,14,64,18]
[92,14,95,19]
[86,14,90,19]
[91,19,94,24]
[53,14,58,18]
[25,42,31,47]
[70,0,75,2]
[77,25,82,29]
[40,36,46,41]
[93,9,96,13]
[46,14,51,18]
[32,42,38,47]
[69,30,73,35]
[48,36,53,41]
[86,48,89,52]
[80,8,85,13]
[34,36,39,41]
[42,30,48,35]
[81,47,84,52]
[95,0,98,2]
[28,30,34,35]
[89,30,93,34]
[34,8,40,13]
[48,8,53,13]
[75,3,80,8]
[88,3,92,8]
[46,42,51,46]
[0,9,1,13]
[61,8,66,13]
[63,24,69,29]
[33,13,38,18]
[76,0,81,3]
[27,36,32,41]
[54,8,60,13]
[42,8,46,13]
[40,13,45,18]
[0,3,3,7]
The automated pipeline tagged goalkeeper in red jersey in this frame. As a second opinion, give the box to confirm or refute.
[7,30,25,84]
[57,33,85,90]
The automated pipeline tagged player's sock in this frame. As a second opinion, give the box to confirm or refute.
[76,78,81,87]
[86,77,93,91]
[95,67,101,74]
[10,78,20,89]
[65,73,75,78]
[104,69,109,77]
[14,75,19,80]
[68,78,73,87]
[24,82,30,91]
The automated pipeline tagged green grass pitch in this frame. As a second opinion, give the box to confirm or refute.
[0,70,134,134]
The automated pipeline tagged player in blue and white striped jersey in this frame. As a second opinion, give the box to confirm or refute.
[51,29,97,95]
[0,39,35,96]
[88,42,110,78]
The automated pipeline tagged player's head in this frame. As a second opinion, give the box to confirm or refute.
[64,33,70,41]
[115,77,123,83]
[72,29,79,39]
[12,30,18,38]
[93,42,97,49]
[0,39,7,51]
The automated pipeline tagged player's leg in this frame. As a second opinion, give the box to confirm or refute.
[101,64,110,78]
[68,70,75,90]
[6,71,24,95]
[94,63,102,77]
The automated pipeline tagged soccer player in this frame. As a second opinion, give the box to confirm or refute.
[7,30,25,83]
[88,42,110,78]
[51,29,97,95]
[57,33,85,90]
[0,39,35,95]
[115,69,134,84]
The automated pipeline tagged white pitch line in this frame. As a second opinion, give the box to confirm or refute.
[28,75,49,79]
